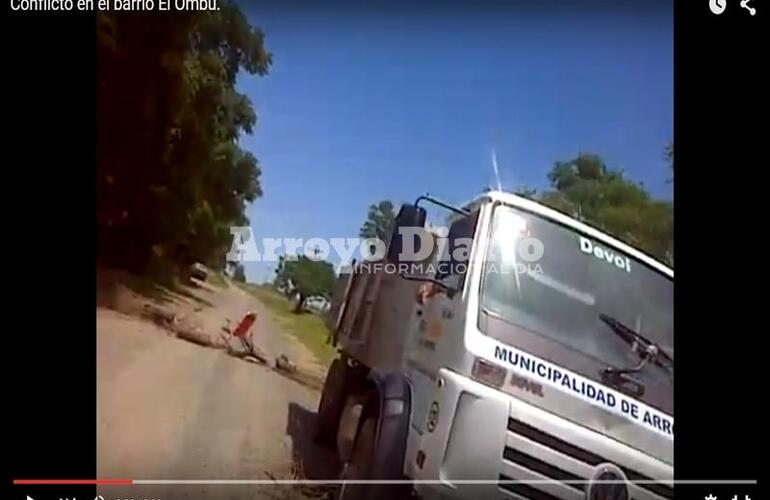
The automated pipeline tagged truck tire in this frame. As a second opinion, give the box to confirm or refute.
[337,415,377,500]
[337,390,412,500]
[313,357,347,447]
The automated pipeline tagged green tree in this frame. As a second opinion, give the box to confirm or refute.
[537,153,673,266]
[514,187,538,200]
[273,256,291,294]
[359,200,397,242]
[232,264,247,283]
[275,256,336,313]
[96,2,271,274]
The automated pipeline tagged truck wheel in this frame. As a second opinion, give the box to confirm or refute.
[337,415,377,500]
[337,396,412,500]
[313,358,347,447]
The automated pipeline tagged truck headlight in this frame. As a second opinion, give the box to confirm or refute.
[471,357,506,388]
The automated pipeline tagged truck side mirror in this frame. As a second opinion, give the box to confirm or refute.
[387,204,427,264]
[436,211,478,280]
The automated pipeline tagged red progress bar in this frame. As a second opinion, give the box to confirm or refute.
[13,479,133,485]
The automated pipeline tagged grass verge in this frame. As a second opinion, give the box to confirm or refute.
[236,283,337,366]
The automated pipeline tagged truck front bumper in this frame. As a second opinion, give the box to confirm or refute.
[406,368,673,500]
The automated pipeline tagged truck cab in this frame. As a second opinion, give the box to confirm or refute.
[318,191,674,500]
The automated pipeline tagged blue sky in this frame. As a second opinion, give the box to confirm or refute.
[235,2,673,283]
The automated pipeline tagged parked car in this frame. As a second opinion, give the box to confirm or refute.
[303,295,331,314]
[189,262,208,282]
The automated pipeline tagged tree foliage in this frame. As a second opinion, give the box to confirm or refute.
[359,200,396,242]
[232,264,247,283]
[525,153,673,266]
[96,3,271,273]
[275,256,336,313]
[514,187,538,200]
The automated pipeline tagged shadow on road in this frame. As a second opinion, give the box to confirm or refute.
[97,268,215,310]
[286,402,342,480]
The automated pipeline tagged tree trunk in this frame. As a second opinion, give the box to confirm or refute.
[293,293,306,314]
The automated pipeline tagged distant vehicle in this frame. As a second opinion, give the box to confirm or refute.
[303,296,331,314]
[276,281,295,296]
[189,263,208,282]
[318,191,673,500]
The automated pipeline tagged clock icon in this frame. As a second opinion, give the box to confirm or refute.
[710,0,727,14]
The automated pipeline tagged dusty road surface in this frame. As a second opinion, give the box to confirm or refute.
[97,275,339,500]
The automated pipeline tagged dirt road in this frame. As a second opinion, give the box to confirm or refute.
[97,276,339,499]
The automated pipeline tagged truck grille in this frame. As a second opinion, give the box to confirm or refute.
[500,417,674,500]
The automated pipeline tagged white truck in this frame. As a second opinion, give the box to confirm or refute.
[316,191,674,500]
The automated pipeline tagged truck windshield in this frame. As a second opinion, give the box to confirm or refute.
[479,205,673,386]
